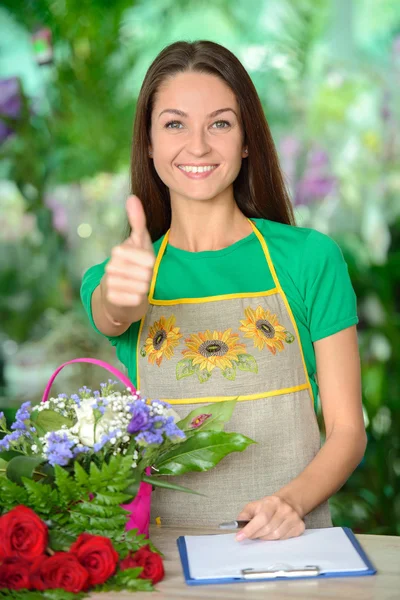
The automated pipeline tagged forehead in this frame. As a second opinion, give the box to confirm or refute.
[153,71,238,113]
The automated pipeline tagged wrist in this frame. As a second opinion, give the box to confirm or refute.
[274,488,305,519]
[99,277,130,327]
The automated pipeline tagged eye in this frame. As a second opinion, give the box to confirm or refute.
[165,120,182,129]
[164,119,232,129]
[212,120,231,128]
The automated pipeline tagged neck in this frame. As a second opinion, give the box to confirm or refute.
[168,190,252,252]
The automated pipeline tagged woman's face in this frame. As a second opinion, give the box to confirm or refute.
[149,71,247,204]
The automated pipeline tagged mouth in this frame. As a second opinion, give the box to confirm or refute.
[176,164,220,180]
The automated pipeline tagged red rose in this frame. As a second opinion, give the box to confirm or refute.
[0,556,31,590]
[120,545,164,584]
[30,552,89,593]
[70,533,118,585]
[0,505,48,560]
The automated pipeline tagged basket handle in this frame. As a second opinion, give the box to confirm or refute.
[42,358,136,403]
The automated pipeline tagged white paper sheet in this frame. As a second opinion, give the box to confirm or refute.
[184,527,368,580]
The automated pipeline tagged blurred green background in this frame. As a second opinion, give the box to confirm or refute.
[0,0,399,535]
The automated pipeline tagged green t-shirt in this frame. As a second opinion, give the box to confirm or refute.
[80,218,358,410]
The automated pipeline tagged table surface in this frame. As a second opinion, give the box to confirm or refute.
[89,526,400,600]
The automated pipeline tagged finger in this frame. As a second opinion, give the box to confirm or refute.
[257,504,294,540]
[106,262,153,284]
[236,503,256,522]
[111,245,155,269]
[266,520,305,542]
[126,195,151,248]
[106,290,143,307]
[280,521,305,541]
[106,276,150,296]
[236,510,274,541]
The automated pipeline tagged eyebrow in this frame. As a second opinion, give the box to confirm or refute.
[158,107,237,119]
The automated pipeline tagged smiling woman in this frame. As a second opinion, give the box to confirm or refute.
[80,40,366,541]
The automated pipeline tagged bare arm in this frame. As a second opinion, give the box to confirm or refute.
[275,325,367,517]
[90,276,149,337]
[88,195,156,338]
[236,325,366,541]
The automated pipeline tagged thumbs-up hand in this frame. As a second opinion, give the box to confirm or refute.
[103,195,156,311]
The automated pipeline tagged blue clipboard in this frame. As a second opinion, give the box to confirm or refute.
[177,527,377,585]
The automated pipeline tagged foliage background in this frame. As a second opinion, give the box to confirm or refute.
[0,0,399,535]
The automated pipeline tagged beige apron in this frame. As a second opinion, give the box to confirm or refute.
[136,219,332,529]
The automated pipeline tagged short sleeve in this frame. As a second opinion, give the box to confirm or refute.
[301,230,358,342]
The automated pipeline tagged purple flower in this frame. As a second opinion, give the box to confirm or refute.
[72,445,90,458]
[127,405,150,434]
[295,174,337,205]
[79,386,92,394]
[0,77,22,144]
[11,401,31,431]
[136,430,164,445]
[70,394,81,407]
[0,429,25,451]
[44,431,75,466]
[93,429,120,452]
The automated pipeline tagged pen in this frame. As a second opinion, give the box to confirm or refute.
[218,520,250,530]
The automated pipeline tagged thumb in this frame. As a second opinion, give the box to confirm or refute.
[126,195,151,249]
[236,504,255,521]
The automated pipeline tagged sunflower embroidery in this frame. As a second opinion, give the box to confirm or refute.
[141,315,182,367]
[239,306,295,355]
[176,328,258,383]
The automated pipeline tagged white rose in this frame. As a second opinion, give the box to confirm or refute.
[74,399,107,447]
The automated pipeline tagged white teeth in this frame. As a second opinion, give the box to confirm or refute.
[178,165,217,173]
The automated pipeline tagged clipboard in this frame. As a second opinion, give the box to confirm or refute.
[177,527,377,585]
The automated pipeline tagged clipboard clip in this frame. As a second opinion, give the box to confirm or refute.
[241,564,320,579]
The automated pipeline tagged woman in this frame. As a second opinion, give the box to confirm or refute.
[81,40,367,541]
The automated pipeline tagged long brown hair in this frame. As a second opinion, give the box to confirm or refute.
[129,40,295,242]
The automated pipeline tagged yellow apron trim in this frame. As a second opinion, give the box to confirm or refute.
[140,219,315,410]
[149,288,279,306]
[250,219,315,408]
[136,315,146,391]
[156,383,311,405]
[148,230,169,302]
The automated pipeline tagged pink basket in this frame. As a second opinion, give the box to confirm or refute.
[42,358,152,538]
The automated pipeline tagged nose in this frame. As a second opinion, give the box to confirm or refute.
[185,127,212,156]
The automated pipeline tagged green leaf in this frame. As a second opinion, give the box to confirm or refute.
[284,331,295,344]
[54,465,81,507]
[0,450,23,461]
[176,399,237,432]
[154,431,256,476]
[96,490,134,505]
[6,456,46,484]
[236,353,258,373]
[48,528,76,552]
[176,358,196,380]
[0,457,8,476]
[221,365,236,380]
[142,474,205,495]
[35,409,74,433]
[0,477,28,510]
[21,477,59,514]
[74,461,90,487]
[195,366,212,384]
[92,567,154,592]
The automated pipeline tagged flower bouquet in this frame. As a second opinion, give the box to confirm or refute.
[0,358,255,597]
